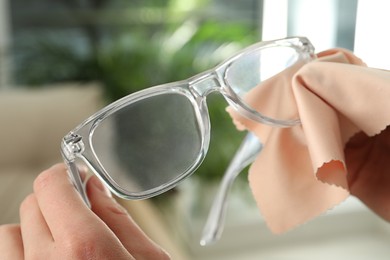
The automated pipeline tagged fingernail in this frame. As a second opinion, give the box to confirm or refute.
[90,176,112,197]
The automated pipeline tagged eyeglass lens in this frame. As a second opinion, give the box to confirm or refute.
[226,46,299,94]
[225,46,301,120]
[91,93,202,194]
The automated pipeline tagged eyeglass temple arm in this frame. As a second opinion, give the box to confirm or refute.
[62,154,91,208]
[200,132,263,246]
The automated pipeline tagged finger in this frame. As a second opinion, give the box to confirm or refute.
[86,176,170,260]
[0,224,24,260]
[20,193,53,256]
[33,163,97,241]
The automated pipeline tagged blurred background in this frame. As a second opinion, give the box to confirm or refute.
[1,0,389,259]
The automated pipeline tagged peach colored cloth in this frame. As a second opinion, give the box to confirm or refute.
[228,49,390,233]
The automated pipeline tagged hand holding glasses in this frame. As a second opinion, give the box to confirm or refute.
[61,36,315,239]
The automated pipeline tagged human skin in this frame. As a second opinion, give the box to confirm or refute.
[345,127,390,221]
[0,163,170,260]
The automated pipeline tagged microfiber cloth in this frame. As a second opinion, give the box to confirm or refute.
[227,48,390,233]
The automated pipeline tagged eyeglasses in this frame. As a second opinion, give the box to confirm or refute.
[61,36,315,207]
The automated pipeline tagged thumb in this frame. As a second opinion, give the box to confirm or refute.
[86,176,170,260]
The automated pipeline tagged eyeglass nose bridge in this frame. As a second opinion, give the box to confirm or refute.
[189,72,223,98]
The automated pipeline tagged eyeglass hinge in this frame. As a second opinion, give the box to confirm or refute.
[62,133,85,160]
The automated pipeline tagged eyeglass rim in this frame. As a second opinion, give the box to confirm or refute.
[62,83,211,201]
[91,85,209,199]
[217,36,315,127]
[217,36,314,70]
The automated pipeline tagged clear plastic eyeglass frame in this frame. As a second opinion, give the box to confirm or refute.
[61,36,315,209]
[201,131,262,246]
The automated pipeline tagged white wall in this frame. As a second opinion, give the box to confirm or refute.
[262,0,288,40]
[354,0,390,69]
[287,0,338,51]
[262,0,338,51]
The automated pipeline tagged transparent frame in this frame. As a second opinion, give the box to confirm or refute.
[61,36,315,206]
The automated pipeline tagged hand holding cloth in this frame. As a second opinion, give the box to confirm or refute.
[228,49,390,233]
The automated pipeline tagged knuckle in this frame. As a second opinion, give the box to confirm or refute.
[62,236,98,259]
[33,167,57,192]
[25,249,43,260]
[61,233,98,260]
[20,193,36,214]
[0,224,20,237]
